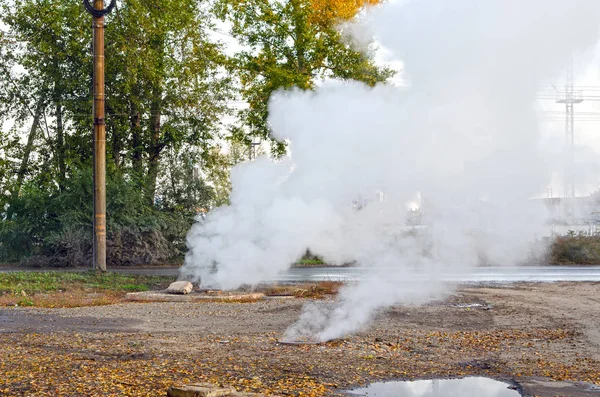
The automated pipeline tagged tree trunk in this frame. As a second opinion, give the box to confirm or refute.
[146,34,165,205]
[146,98,162,205]
[291,0,308,83]
[51,64,66,190]
[108,105,122,168]
[110,124,121,167]
[55,100,66,190]
[130,100,143,174]
[12,96,44,200]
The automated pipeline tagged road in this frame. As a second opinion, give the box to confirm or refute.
[3,265,600,283]
[275,266,600,283]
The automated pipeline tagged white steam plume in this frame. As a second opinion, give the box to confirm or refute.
[182,0,600,341]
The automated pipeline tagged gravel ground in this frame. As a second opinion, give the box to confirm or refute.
[0,282,599,396]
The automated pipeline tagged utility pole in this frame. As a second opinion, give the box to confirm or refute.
[84,0,115,272]
[248,139,261,161]
[556,59,582,199]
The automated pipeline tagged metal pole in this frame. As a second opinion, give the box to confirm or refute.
[92,0,106,272]
[84,0,114,273]
[86,0,113,272]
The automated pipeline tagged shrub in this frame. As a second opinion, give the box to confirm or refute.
[0,166,207,266]
[550,234,600,265]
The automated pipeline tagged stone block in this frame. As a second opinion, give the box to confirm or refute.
[166,383,236,397]
[166,281,194,295]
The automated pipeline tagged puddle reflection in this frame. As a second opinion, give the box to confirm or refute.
[347,377,520,397]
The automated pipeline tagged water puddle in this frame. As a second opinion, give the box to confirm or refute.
[346,377,520,396]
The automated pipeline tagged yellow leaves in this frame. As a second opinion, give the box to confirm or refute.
[0,326,598,396]
[307,0,381,26]
[0,331,338,397]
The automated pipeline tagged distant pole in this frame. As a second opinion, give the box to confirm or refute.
[565,61,575,199]
[248,139,261,161]
[556,58,583,199]
[84,0,115,272]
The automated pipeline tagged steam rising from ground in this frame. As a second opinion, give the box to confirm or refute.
[182,0,600,342]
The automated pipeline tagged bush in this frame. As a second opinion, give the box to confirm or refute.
[550,234,600,265]
[0,166,204,267]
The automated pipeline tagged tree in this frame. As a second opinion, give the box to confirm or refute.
[1,0,97,197]
[0,0,232,200]
[203,139,267,206]
[215,0,394,154]
[104,0,233,203]
[0,0,231,265]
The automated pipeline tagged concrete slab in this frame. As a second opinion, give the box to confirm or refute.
[167,383,236,397]
[125,291,264,302]
[519,377,600,397]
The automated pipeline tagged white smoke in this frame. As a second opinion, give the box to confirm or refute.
[182,0,600,341]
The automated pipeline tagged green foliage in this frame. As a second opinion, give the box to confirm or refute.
[296,258,325,266]
[17,297,35,306]
[0,165,211,265]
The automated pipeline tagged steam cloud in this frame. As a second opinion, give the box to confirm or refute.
[182,0,600,342]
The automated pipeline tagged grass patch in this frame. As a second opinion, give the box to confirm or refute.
[0,271,175,307]
[0,271,175,294]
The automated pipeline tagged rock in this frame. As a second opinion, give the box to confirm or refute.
[517,377,600,397]
[166,281,193,295]
[232,394,267,397]
[166,383,236,397]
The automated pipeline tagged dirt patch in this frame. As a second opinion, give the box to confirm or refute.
[518,377,600,397]
[0,290,125,308]
[259,281,342,298]
[0,282,599,396]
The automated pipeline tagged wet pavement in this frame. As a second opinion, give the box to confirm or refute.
[277,266,600,283]
[2,265,600,284]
